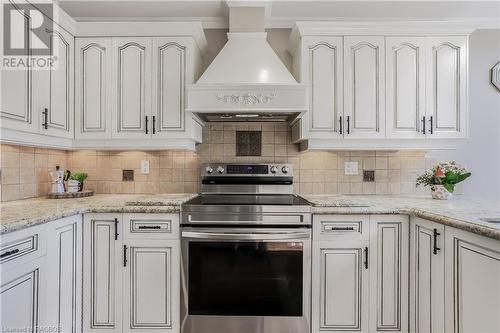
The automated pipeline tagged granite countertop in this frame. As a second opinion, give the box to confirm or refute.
[303,195,500,240]
[1,193,499,240]
[0,194,196,234]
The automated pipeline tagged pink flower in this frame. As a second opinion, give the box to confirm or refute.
[435,166,445,178]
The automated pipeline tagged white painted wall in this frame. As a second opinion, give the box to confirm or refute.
[201,28,500,200]
[428,29,500,200]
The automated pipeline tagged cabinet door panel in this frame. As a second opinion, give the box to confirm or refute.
[0,6,34,133]
[386,37,426,139]
[426,37,467,138]
[444,228,500,333]
[410,218,445,333]
[83,214,122,332]
[46,217,82,333]
[0,260,42,332]
[153,38,186,133]
[37,27,74,138]
[123,240,180,332]
[370,216,409,332]
[301,36,343,139]
[344,36,385,139]
[112,38,151,138]
[75,38,112,138]
[313,241,369,333]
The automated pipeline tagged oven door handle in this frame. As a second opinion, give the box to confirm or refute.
[181,230,310,240]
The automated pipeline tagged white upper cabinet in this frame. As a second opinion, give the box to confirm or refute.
[152,37,187,134]
[300,36,343,139]
[386,37,426,139]
[75,38,113,139]
[344,36,385,139]
[0,7,34,133]
[112,37,152,139]
[426,36,468,138]
[36,26,74,138]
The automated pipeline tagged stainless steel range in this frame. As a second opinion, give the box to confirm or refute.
[180,163,312,333]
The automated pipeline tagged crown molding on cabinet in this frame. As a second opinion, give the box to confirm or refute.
[75,22,208,53]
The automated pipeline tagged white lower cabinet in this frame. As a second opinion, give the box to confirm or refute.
[45,216,83,333]
[444,226,500,333]
[312,215,408,333]
[410,217,446,333]
[83,213,180,333]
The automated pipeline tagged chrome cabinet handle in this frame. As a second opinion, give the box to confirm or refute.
[429,116,434,134]
[346,116,350,134]
[42,108,48,129]
[421,116,426,134]
[181,231,310,240]
[152,116,156,134]
[433,228,441,255]
[138,225,161,229]
[325,226,355,231]
[0,248,20,259]
[339,116,343,134]
[145,116,149,134]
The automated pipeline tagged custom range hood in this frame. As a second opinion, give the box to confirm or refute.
[186,3,307,122]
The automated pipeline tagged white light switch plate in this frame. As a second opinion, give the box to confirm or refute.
[141,160,150,174]
[344,161,359,175]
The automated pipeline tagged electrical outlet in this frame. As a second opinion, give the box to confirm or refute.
[141,160,150,174]
[344,161,359,175]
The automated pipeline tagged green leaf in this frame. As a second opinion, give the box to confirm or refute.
[444,183,455,193]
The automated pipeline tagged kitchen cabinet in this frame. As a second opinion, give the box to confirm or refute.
[312,215,370,333]
[295,36,344,140]
[112,37,152,139]
[386,37,426,139]
[83,213,180,332]
[123,239,180,332]
[409,217,446,333]
[444,226,500,333]
[1,5,74,144]
[45,216,83,333]
[75,38,113,139]
[426,37,468,139]
[369,215,409,332]
[343,36,386,139]
[83,213,123,332]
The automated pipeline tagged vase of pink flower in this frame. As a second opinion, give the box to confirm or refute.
[416,161,471,200]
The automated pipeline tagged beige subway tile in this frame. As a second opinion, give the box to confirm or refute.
[375,183,388,195]
[388,157,401,169]
[170,182,184,193]
[274,132,287,144]
[313,169,324,183]
[1,144,19,153]
[293,183,300,193]
[35,168,48,182]
[19,183,35,199]
[108,182,123,194]
[159,155,173,168]
[262,131,274,144]
[19,168,35,184]
[375,170,388,182]
[35,154,48,168]
[300,182,313,195]
[134,171,148,182]
[387,170,401,182]
[350,183,363,195]
[108,169,123,181]
[172,154,185,169]
[148,182,160,194]
[224,144,236,156]
[210,144,224,157]
[84,181,97,192]
[160,168,173,181]
[1,168,19,185]
[313,182,325,194]
[400,182,415,194]
[172,169,185,182]
[262,145,274,157]
[184,182,198,193]
[324,169,338,183]
[338,182,351,194]
[184,169,198,182]
[274,123,288,132]
[300,171,313,183]
[362,182,376,195]
[287,144,299,157]
[35,182,48,197]
[261,123,275,132]
[134,182,148,193]
[209,131,224,144]
[275,145,287,157]
[363,157,376,170]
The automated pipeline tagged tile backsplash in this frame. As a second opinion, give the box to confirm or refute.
[0,122,432,201]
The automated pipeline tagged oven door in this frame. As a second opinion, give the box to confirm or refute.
[180,228,311,333]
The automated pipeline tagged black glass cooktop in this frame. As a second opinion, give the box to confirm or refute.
[184,194,311,206]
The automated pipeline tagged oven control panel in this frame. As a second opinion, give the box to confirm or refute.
[202,163,293,176]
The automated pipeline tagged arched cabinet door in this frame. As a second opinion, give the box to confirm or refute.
[344,36,386,139]
[112,37,152,138]
[75,38,112,139]
[386,37,426,139]
[426,37,468,138]
[35,27,74,138]
[300,36,343,140]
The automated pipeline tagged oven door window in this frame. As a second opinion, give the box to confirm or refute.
[188,241,303,317]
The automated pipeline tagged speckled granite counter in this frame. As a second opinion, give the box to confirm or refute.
[0,194,196,234]
[2,194,499,240]
[303,195,500,240]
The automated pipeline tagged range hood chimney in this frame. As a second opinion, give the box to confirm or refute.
[186,1,307,121]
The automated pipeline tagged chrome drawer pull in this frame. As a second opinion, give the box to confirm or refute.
[138,225,162,229]
[0,248,20,258]
[326,226,355,231]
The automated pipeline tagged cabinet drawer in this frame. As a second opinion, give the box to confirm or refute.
[123,213,179,239]
[313,215,369,241]
[0,224,46,271]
